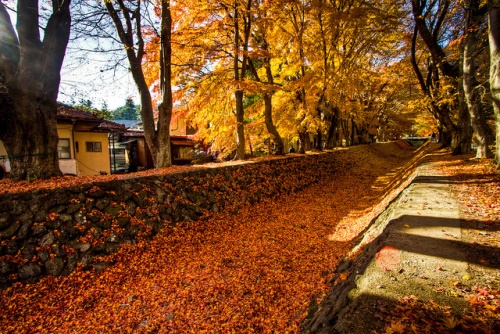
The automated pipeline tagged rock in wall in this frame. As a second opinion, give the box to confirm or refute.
[0,152,343,286]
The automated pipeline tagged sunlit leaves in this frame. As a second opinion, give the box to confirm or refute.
[140,0,413,154]
[0,142,417,332]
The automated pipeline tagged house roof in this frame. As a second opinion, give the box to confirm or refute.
[113,120,142,129]
[122,130,145,138]
[57,104,126,132]
[98,119,128,132]
[57,104,101,122]
[121,131,195,146]
[171,135,196,146]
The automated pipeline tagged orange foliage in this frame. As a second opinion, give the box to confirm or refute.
[0,166,193,196]
[0,142,417,332]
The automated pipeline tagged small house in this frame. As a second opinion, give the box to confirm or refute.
[0,105,126,178]
[118,130,196,170]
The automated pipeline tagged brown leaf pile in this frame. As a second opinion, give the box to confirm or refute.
[0,166,195,196]
[0,142,417,333]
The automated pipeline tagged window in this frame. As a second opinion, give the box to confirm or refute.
[178,146,194,159]
[86,142,102,152]
[57,139,71,159]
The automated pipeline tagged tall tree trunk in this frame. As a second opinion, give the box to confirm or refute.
[105,0,173,168]
[464,0,493,158]
[456,82,473,154]
[233,2,246,160]
[350,117,356,145]
[0,1,71,180]
[456,37,473,155]
[234,90,246,159]
[410,3,462,150]
[316,129,323,150]
[246,5,282,155]
[2,98,61,181]
[298,130,311,153]
[156,0,173,167]
[489,0,500,165]
[325,106,340,149]
[263,48,284,155]
[263,93,284,155]
[290,4,309,155]
[341,118,350,146]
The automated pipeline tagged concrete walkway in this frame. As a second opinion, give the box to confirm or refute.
[303,161,474,333]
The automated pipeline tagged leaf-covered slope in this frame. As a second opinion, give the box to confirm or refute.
[0,142,418,332]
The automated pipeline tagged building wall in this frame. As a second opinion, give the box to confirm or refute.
[0,142,7,156]
[1,126,111,177]
[170,117,190,136]
[57,124,74,157]
[74,132,111,176]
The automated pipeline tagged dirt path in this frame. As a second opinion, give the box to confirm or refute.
[0,142,420,333]
[302,152,500,333]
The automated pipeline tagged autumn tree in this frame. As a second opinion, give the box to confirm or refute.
[279,0,311,153]
[104,0,173,168]
[0,1,72,180]
[143,0,449,157]
[246,0,285,155]
[271,0,405,149]
[230,0,252,160]
[409,0,464,150]
[489,0,500,165]
[463,0,493,158]
[165,1,262,160]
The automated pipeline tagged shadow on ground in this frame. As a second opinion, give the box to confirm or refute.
[301,157,500,334]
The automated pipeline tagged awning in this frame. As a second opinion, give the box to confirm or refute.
[119,139,138,145]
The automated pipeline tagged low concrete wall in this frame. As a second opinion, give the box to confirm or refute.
[0,152,343,286]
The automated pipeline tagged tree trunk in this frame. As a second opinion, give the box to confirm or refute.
[235,89,246,159]
[325,106,340,149]
[456,39,473,155]
[411,0,458,78]
[261,45,284,155]
[325,120,337,149]
[341,118,350,146]
[232,2,247,160]
[489,0,500,165]
[316,129,323,150]
[456,84,473,154]
[156,1,173,167]
[464,0,492,158]
[2,98,61,181]
[0,1,71,180]
[263,93,284,155]
[298,130,311,153]
[409,6,462,150]
[105,0,173,168]
[351,117,356,145]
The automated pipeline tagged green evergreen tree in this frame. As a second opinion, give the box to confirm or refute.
[113,97,140,120]
[74,99,112,120]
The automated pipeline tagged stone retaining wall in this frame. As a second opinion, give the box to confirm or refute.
[0,152,344,286]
